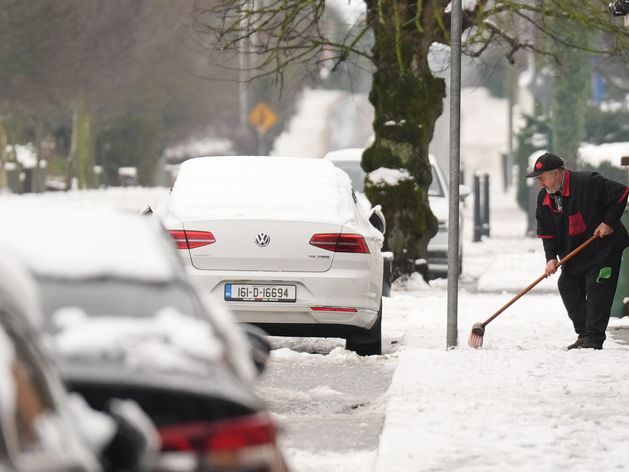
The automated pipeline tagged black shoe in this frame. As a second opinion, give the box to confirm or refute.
[566,337,585,350]
[578,339,603,350]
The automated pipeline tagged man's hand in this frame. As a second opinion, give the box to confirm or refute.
[545,259,559,277]
[594,222,614,238]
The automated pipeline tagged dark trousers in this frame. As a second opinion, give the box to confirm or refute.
[557,248,624,344]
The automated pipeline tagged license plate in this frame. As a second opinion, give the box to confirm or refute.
[224,284,296,302]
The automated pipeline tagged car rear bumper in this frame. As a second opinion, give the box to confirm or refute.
[187,267,381,332]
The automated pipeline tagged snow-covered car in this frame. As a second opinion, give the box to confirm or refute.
[323,148,393,294]
[322,148,372,214]
[0,203,288,472]
[324,149,465,277]
[426,154,466,277]
[0,253,157,472]
[156,156,386,355]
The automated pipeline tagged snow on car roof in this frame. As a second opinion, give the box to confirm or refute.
[0,203,177,281]
[323,148,364,162]
[168,156,355,223]
[579,142,629,168]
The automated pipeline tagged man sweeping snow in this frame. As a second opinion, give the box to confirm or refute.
[528,152,629,350]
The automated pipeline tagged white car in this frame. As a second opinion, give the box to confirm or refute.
[157,156,386,355]
[322,148,371,213]
[323,149,465,277]
[425,154,466,276]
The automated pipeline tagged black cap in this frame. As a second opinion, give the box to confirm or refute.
[526,152,564,178]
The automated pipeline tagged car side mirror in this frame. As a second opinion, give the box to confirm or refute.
[368,205,386,234]
[239,323,271,376]
[102,398,159,472]
[459,184,471,202]
[140,205,153,216]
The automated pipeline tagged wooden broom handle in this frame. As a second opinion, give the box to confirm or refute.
[480,234,598,328]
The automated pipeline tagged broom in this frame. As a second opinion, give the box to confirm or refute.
[468,234,598,349]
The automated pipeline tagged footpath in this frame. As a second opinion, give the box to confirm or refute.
[374,188,629,472]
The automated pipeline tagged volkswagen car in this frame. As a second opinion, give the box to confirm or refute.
[156,156,385,355]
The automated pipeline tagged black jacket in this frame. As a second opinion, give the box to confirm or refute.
[536,170,629,272]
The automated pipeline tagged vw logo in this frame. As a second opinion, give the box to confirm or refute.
[255,232,271,247]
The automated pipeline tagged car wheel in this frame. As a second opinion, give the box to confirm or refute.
[346,301,382,356]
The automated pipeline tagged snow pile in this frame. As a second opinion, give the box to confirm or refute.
[367,168,413,187]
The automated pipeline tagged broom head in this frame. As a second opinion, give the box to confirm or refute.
[468,322,485,349]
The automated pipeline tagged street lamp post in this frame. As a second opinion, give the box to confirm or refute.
[447,0,462,349]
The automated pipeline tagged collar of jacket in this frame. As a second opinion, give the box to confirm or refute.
[543,169,571,207]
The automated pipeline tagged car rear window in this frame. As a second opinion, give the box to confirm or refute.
[37,278,201,331]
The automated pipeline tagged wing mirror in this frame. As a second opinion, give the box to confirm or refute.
[239,323,271,375]
[368,205,386,234]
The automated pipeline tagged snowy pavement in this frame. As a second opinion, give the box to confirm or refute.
[372,190,629,472]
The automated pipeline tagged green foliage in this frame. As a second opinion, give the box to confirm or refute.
[96,112,164,187]
[514,115,551,211]
[549,23,590,169]
[584,108,629,144]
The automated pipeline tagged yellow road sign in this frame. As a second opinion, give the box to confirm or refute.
[248,102,277,133]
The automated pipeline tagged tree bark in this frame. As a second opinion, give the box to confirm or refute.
[362,0,445,277]
[0,123,7,191]
[67,94,96,189]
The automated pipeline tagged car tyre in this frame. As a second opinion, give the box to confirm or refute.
[346,301,382,356]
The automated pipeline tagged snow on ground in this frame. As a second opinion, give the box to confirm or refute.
[272,89,345,158]
[374,189,629,472]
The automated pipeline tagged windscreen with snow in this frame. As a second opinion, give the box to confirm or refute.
[168,156,356,223]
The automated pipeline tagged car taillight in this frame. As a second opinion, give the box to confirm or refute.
[159,413,285,470]
[309,233,370,253]
[159,413,276,452]
[168,230,215,249]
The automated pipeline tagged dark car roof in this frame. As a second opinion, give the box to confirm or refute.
[59,359,263,420]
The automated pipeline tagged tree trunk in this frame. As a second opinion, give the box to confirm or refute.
[67,94,96,189]
[362,0,445,277]
[0,123,8,191]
